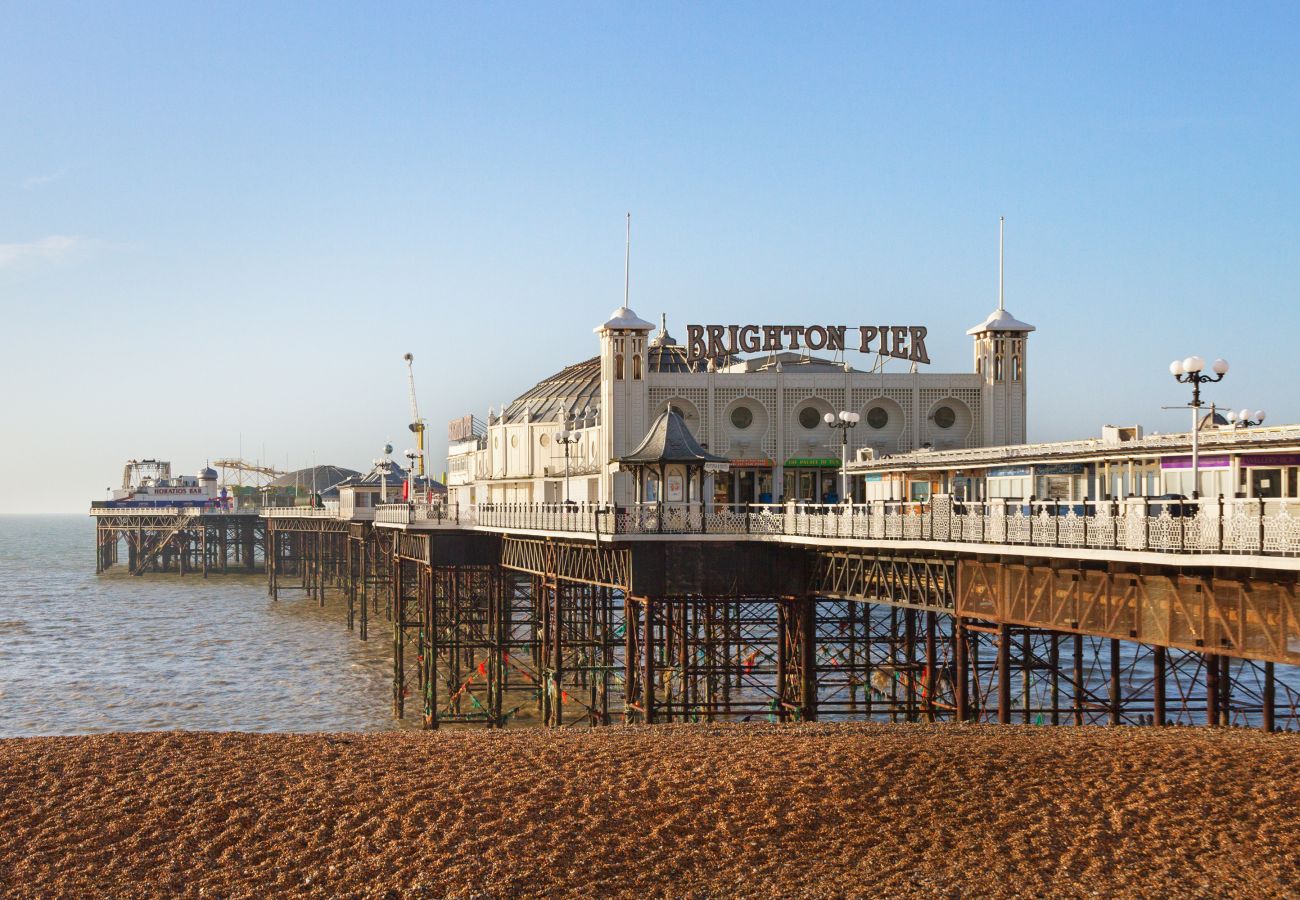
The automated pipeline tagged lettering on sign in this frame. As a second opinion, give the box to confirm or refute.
[684,324,930,365]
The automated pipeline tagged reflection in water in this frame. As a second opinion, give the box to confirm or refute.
[0,516,411,738]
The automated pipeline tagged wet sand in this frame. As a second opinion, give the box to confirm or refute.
[1,723,1297,898]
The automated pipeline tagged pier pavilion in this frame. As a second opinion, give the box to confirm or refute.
[447,298,1032,510]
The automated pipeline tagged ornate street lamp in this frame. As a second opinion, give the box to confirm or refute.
[373,442,394,503]
[554,425,580,503]
[1226,408,1266,428]
[824,410,861,503]
[1169,356,1228,498]
[404,448,423,502]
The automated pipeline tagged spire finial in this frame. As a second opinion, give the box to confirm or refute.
[660,312,666,333]
[998,215,1005,312]
[624,212,631,310]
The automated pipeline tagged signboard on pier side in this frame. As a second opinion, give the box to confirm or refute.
[685,324,930,365]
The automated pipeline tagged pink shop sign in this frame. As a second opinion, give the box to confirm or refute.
[1160,455,1230,470]
[1240,453,1300,467]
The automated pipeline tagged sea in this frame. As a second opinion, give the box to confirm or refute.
[0,515,406,738]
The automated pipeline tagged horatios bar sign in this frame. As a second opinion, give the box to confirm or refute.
[685,324,930,365]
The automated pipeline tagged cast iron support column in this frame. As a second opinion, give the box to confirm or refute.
[954,615,969,723]
[1072,633,1084,726]
[1206,652,1220,727]
[642,599,655,724]
[997,623,1011,725]
[799,597,817,722]
[924,610,937,723]
[1263,661,1276,732]
[1109,638,1122,726]
[1153,645,1166,726]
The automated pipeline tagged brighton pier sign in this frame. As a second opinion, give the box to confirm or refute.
[685,324,930,365]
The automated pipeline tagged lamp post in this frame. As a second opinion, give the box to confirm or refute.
[824,410,860,503]
[1169,356,1228,498]
[1226,408,1266,428]
[554,425,579,503]
[373,442,394,503]
[404,448,423,502]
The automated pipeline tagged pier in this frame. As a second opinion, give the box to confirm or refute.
[91,507,265,576]
[258,495,1300,732]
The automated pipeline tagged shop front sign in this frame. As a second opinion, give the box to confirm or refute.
[1161,455,1230,470]
[784,458,841,468]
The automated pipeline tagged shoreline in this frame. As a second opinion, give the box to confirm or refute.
[2,723,1297,898]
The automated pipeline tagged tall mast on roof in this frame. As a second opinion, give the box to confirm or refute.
[998,216,1005,312]
[624,212,631,308]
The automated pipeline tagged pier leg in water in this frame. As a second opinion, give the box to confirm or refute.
[1154,645,1166,726]
[997,623,1011,725]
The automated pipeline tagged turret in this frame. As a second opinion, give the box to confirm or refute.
[969,218,1033,445]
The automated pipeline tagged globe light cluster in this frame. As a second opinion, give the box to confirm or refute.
[1168,356,1229,377]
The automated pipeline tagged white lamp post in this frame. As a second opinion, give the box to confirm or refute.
[824,410,861,503]
[1169,356,1228,498]
[554,425,579,503]
[373,442,394,503]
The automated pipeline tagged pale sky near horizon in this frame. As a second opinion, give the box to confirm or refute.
[2,3,1298,513]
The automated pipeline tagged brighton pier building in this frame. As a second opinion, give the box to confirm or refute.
[446,301,1033,509]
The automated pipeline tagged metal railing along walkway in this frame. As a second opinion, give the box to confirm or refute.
[369,497,1300,558]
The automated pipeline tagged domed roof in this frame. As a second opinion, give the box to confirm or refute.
[967,307,1035,335]
[645,314,739,373]
[265,465,362,495]
[500,357,602,426]
[595,305,654,333]
[198,467,218,480]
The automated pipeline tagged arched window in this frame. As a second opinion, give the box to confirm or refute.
[994,350,1004,383]
[632,354,642,380]
[976,356,983,376]
[1011,355,1021,382]
[615,353,624,380]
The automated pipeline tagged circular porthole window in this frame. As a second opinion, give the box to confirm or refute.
[510,435,519,448]
[731,406,753,429]
[934,406,956,429]
[866,407,889,429]
[799,407,822,429]
[539,434,550,447]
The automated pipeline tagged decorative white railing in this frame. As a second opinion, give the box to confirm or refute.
[255,495,1300,558]
[262,502,339,518]
[457,496,1300,558]
[91,505,262,516]
[375,502,460,526]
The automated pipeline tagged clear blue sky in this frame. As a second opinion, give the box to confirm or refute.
[3,3,1298,512]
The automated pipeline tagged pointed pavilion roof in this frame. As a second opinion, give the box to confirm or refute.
[618,407,729,469]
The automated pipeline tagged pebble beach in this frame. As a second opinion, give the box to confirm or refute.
[2,723,1297,898]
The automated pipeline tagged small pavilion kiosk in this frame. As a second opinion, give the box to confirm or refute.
[615,407,730,532]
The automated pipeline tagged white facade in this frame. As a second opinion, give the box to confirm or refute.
[448,303,1033,508]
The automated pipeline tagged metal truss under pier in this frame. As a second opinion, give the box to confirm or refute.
[93,511,265,576]
[256,516,1300,732]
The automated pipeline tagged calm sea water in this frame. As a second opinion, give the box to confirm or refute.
[0,515,407,738]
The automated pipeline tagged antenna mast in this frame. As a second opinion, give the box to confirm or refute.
[624,212,631,308]
[998,215,1005,311]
